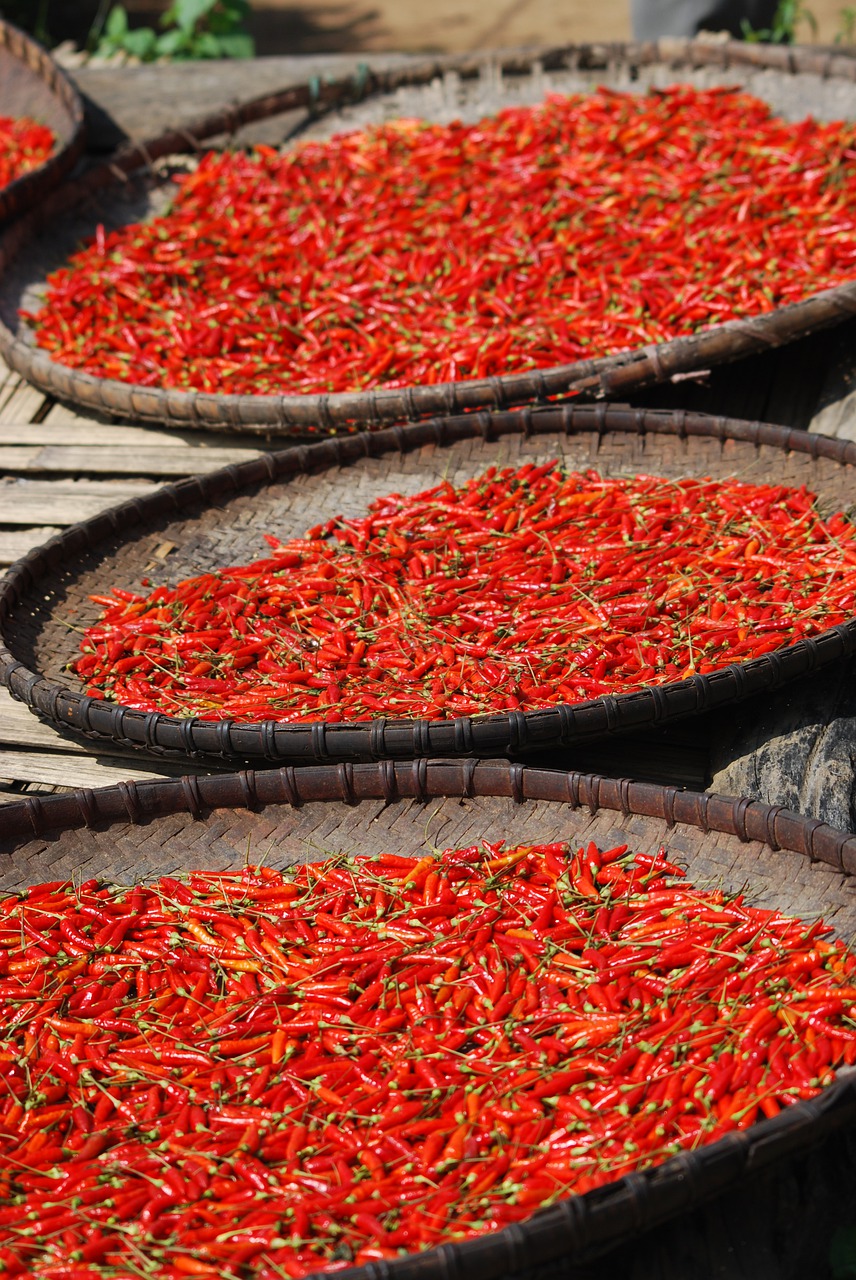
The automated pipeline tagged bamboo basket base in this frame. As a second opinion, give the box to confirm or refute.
[4,761,856,932]
[0,21,85,224]
[6,422,856,736]
[295,55,856,143]
[0,168,175,364]
[7,787,856,938]
[563,1126,856,1280]
[3,761,856,1279]
[5,409,856,765]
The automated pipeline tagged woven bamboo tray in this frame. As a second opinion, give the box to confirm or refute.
[3,405,856,768]
[0,20,84,224]
[2,38,856,434]
[3,758,856,1280]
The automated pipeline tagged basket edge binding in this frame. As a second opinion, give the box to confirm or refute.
[0,20,86,225]
[6,757,856,875]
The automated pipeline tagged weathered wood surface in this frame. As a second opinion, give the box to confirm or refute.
[0,527,60,563]
[0,748,199,789]
[0,442,263,476]
[0,360,236,800]
[1,476,157,523]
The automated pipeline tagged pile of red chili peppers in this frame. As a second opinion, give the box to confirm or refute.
[0,113,54,190]
[1,840,854,1278]
[76,464,856,722]
[24,86,856,395]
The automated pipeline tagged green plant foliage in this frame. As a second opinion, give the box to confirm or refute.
[93,0,254,62]
[837,6,856,43]
[740,0,818,41]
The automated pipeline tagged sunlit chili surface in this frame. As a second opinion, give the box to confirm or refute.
[1,843,854,1278]
[76,464,856,723]
[0,113,54,188]
[24,86,856,395]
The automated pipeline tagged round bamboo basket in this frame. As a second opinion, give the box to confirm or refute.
[0,20,85,224]
[2,405,856,766]
[2,759,856,1278]
[2,38,856,433]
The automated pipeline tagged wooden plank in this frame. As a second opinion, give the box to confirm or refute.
[0,780,62,801]
[0,527,61,565]
[0,688,103,754]
[0,376,50,423]
[0,694,225,803]
[0,367,18,408]
[0,687,190,763]
[39,400,106,428]
[0,447,38,468]
[0,750,200,793]
[30,415,270,450]
[0,373,27,415]
[1,479,156,525]
[0,444,263,477]
[2,478,184,497]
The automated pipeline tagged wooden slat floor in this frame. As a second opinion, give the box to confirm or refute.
[0,359,266,801]
[0,53,421,803]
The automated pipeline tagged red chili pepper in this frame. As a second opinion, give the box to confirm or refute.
[0,114,54,191]
[77,465,856,725]
[0,842,854,1275]
[22,88,856,399]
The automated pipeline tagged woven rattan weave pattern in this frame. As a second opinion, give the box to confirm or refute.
[4,760,856,924]
[2,760,856,1279]
[0,21,85,225]
[3,406,856,766]
[2,39,856,432]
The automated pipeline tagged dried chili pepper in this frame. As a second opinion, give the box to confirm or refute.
[23,86,856,397]
[76,464,856,723]
[0,113,54,190]
[0,841,854,1278]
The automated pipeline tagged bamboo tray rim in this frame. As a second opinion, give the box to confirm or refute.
[3,404,856,766]
[0,19,85,225]
[3,36,856,431]
[3,757,856,1278]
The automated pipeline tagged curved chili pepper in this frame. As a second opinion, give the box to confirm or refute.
[76,465,856,726]
[22,88,856,399]
[1,842,855,1277]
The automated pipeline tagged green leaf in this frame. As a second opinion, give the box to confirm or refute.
[104,4,129,37]
[122,26,159,58]
[209,0,251,32]
[154,27,190,55]
[189,30,223,57]
[212,31,255,58]
[172,0,219,33]
[215,0,251,17]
